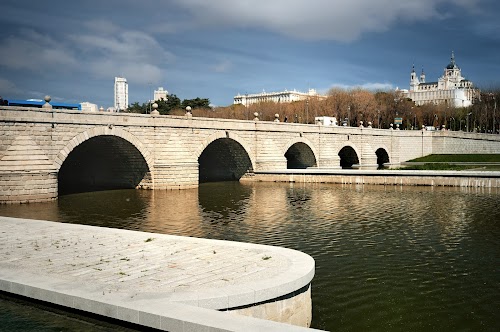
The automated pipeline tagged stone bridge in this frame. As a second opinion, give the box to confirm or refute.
[1,106,500,203]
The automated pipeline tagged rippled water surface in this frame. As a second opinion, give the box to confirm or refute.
[1,182,499,331]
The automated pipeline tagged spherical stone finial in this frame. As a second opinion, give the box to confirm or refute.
[150,102,159,115]
[99,106,104,112]
[186,106,192,112]
[396,124,400,130]
[367,121,372,128]
[390,123,394,130]
[42,95,52,109]
[253,112,259,121]
[359,120,364,127]
[274,113,280,122]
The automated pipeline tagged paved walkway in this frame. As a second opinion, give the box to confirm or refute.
[0,216,316,331]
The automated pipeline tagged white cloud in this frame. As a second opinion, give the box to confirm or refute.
[170,0,481,41]
[0,78,20,95]
[0,21,175,86]
[0,29,78,71]
[69,26,175,84]
[212,59,233,73]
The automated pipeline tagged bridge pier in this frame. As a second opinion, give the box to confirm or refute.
[0,136,58,203]
[152,162,199,189]
[318,156,341,169]
[0,171,57,203]
[358,142,379,170]
[256,158,287,171]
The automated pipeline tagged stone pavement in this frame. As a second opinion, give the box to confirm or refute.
[0,216,318,331]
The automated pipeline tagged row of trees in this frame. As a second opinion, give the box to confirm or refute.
[212,88,498,133]
[126,88,499,133]
[126,95,210,115]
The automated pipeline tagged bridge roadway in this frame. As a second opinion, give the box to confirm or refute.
[0,216,317,331]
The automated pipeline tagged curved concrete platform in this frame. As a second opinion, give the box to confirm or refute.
[0,216,318,331]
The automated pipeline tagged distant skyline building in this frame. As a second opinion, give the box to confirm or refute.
[154,87,168,101]
[234,88,325,107]
[401,52,479,108]
[114,77,128,111]
[80,102,98,112]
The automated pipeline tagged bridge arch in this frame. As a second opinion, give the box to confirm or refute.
[338,143,361,169]
[56,127,154,195]
[196,131,255,182]
[375,146,390,168]
[282,138,318,169]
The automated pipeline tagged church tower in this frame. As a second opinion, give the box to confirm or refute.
[420,68,426,83]
[440,51,464,89]
[410,65,419,91]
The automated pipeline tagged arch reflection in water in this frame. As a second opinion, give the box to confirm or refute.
[57,189,151,229]
[197,182,253,241]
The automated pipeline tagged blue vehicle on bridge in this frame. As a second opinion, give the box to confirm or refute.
[1,98,81,110]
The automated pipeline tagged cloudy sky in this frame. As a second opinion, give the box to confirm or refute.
[1,0,499,107]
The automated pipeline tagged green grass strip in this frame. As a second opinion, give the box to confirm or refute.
[399,163,471,171]
[408,154,500,163]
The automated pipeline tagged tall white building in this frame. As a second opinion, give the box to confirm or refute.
[234,89,325,106]
[114,77,128,111]
[154,87,168,101]
[402,52,479,108]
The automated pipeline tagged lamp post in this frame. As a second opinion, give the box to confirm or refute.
[414,114,416,130]
[148,82,153,114]
[450,117,455,131]
[245,93,248,120]
[466,112,472,132]
[493,95,497,134]
[305,99,309,124]
[377,109,380,129]
[347,106,351,127]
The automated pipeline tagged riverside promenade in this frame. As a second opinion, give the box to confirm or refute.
[0,216,318,331]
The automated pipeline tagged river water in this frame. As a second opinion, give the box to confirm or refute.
[0,182,499,331]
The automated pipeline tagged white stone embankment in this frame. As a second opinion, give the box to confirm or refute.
[247,169,500,188]
[0,216,320,331]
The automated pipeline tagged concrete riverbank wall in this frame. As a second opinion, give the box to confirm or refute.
[0,217,319,331]
[246,169,500,188]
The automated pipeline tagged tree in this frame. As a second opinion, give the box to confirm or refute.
[126,102,147,114]
[182,97,210,109]
[154,94,181,115]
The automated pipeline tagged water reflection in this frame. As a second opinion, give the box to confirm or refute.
[145,189,203,236]
[0,183,499,331]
